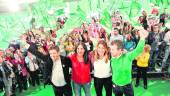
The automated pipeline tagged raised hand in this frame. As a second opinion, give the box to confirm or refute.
[20,34,30,49]
[138,28,149,40]
[20,34,27,42]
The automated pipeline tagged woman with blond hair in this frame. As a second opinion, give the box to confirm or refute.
[92,40,112,96]
[135,44,151,89]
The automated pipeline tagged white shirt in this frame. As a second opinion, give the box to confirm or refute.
[29,60,39,72]
[110,34,123,42]
[85,42,91,51]
[51,58,66,86]
[94,58,112,78]
[25,56,39,72]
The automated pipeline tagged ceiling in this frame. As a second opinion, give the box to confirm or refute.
[0,0,38,13]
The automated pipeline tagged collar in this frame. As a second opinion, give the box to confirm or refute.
[112,53,122,59]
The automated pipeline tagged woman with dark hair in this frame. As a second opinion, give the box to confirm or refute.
[69,42,91,96]
[98,28,109,42]
[81,31,93,52]
[12,50,28,93]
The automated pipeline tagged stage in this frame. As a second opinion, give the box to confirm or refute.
[3,79,169,96]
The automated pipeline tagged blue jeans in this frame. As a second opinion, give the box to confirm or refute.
[149,49,159,69]
[72,82,91,96]
[162,46,170,68]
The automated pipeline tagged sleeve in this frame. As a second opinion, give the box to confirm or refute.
[27,43,47,61]
[127,39,145,61]
[147,33,153,44]
[164,32,170,43]
[66,57,72,68]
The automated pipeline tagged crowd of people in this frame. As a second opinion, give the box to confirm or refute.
[0,8,169,96]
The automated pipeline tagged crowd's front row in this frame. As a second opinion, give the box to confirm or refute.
[12,28,147,96]
[0,28,148,96]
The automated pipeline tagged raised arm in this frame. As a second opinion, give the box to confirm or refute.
[127,28,148,61]
[20,34,48,61]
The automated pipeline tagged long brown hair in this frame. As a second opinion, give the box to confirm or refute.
[75,42,89,64]
[94,40,109,63]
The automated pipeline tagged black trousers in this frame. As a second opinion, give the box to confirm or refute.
[113,83,134,96]
[53,83,72,96]
[16,74,27,92]
[94,76,112,96]
[29,70,40,87]
[136,66,148,86]
[0,80,4,92]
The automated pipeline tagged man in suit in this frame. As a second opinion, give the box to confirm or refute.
[21,35,72,96]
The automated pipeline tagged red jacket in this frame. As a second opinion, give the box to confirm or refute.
[11,59,28,76]
[69,53,91,84]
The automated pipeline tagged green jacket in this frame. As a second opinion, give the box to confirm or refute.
[111,39,145,86]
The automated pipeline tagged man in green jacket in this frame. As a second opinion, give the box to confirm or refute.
[110,28,148,96]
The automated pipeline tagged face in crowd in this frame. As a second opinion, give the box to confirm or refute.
[96,40,108,58]
[76,44,85,57]
[49,46,60,62]
[110,40,123,58]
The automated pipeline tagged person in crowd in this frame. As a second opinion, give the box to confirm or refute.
[110,28,148,96]
[69,42,91,96]
[122,22,131,35]
[0,49,4,92]
[25,52,40,87]
[36,46,47,80]
[74,33,82,45]
[124,34,136,51]
[161,31,170,72]
[131,29,140,45]
[0,55,15,96]
[160,8,169,26]
[26,30,35,42]
[45,37,55,50]
[138,11,148,30]
[64,36,75,56]
[5,48,14,62]
[92,40,112,96]
[109,28,124,42]
[49,30,57,39]
[147,25,163,71]
[81,30,93,52]
[135,44,151,89]
[21,34,73,96]
[81,22,89,31]
[12,50,28,93]
[98,28,109,42]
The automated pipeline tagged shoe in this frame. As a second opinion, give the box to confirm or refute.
[144,85,147,89]
[162,68,168,72]
[0,89,3,92]
[11,94,16,96]
[135,84,139,87]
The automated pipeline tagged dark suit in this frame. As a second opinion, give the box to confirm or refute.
[28,44,72,96]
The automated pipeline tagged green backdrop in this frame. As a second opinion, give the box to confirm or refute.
[0,0,170,49]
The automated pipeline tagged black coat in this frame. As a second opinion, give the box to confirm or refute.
[27,44,72,85]
[0,62,12,79]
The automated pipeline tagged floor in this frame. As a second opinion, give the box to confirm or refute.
[1,78,169,96]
